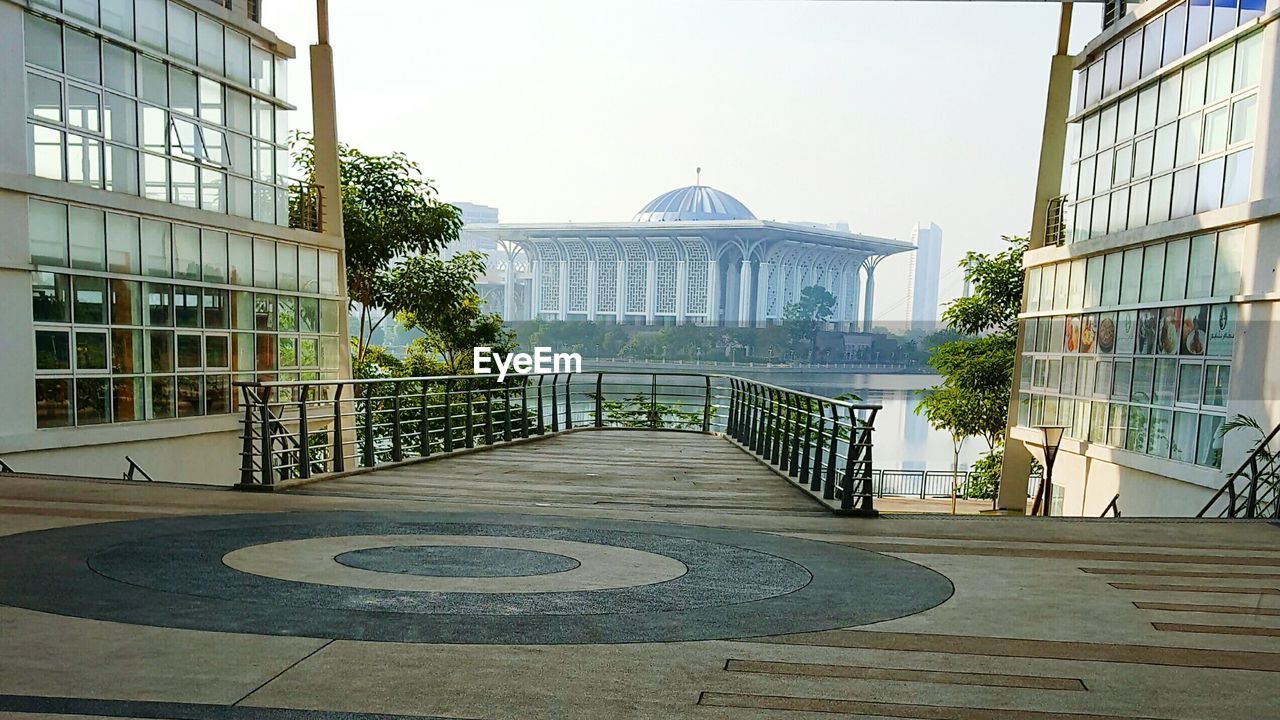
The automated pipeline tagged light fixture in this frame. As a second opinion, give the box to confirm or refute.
[1031,425,1069,517]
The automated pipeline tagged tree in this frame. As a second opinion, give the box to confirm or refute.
[292,132,463,366]
[783,285,837,361]
[918,236,1029,505]
[383,252,514,374]
[916,384,982,513]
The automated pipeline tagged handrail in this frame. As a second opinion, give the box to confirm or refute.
[1196,420,1280,519]
[1100,493,1120,518]
[233,371,881,514]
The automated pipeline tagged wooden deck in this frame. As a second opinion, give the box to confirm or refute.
[294,429,831,515]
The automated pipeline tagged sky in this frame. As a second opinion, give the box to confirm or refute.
[264,0,1102,323]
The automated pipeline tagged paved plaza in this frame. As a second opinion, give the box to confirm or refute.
[0,430,1277,719]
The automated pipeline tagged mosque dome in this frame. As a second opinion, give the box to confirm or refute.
[633,185,756,222]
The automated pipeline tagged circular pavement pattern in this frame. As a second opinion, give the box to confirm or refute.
[336,545,581,578]
[0,511,953,644]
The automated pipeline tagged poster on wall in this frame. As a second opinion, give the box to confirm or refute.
[1207,303,1237,357]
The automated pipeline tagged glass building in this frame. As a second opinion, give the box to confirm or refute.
[0,0,347,483]
[1007,0,1278,515]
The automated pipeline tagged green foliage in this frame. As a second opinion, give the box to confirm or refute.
[943,236,1028,336]
[386,252,514,373]
[292,132,463,364]
[918,235,1028,457]
[965,446,1004,500]
[783,285,837,362]
[593,393,708,430]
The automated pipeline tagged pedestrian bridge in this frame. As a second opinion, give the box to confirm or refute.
[234,371,886,515]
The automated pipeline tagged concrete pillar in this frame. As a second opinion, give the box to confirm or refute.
[675,259,688,324]
[755,262,772,324]
[848,266,863,332]
[615,250,626,324]
[645,259,656,324]
[705,260,718,325]
[738,260,753,327]
[309,0,344,239]
[999,2,1075,514]
[530,257,541,320]
[557,260,568,321]
[586,259,598,321]
[503,251,515,320]
[861,257,880,332]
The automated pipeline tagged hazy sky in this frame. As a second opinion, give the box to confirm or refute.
[264,0,1102,322]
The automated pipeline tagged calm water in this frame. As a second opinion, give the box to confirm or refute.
[578,367,989,473]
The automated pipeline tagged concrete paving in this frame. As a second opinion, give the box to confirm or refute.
[0,429,1277,719]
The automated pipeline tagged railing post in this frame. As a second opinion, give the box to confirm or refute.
[391,380,403,462]
[420,382,431,456]
[503,382,513,443]
[799,399,812,486]
[564,374,573,430]
[550,374,560,433]
[1245,456,1259,519]
[239,384,257,485]
[259,389,273,485]
[649,374,658,429]
[331,383,345,473]
[536,375,545,435]
[788,395,802,477]
[595,373,604,427]
[840,406,859,510]
[297,385,311,479]
[442,378,454,452]
[727,379,738,438]
[753,386,766,454]
[464,379,475,448]
[859,408,877,512]
[702,375,712,433]
[521,378,530,438]
[823,404,838,500]
[810,402,825,492]
[484,379,495,446]
[362,382,376,468]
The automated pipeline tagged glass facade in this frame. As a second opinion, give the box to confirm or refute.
[23,1,292,225]
[1065,13,1264,243]
[30,199,343,429]
[1017,227,1246,469]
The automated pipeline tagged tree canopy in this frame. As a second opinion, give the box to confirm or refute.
[292,132,463,364]
[783,285,837,361]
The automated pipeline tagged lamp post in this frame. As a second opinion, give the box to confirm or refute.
[1031,425,1068,516]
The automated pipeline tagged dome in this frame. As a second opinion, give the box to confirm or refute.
[633,185,756,222]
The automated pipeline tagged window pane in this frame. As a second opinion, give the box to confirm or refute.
[319,251,339,296]
[1126,407,1149,452]
[1131,358,1155,402]
[1163,3,1188,65]
[1175,115,1200,167]
[149,376,175,419]
[176,333,202,368]
[103,42,136,94]
[231,291,254,330]
[227,89,251,133]
[320,300,340,335]
[1101,252,1122,306]
[199,77,223,124]
[1185,234,1216,299]
[233,331,254,370]
[65,28,101,84]
[137,56,168,105]
[197,15,224,73]
[173,225,202,280]
[1120,248,1143,304]
[204,288,229,329]
[1137,308,1159,355]
[113,377,145,423]
[1205,46,1234,103]
[300,338,318,368]
[147,329,173,372]
[1212,228,1243,296]
[299,297,319,333]
[255,333,277,370]
[254,239,276,288]
[168,2,197,62]
[102,0,135,37]
[68,206,106,271]
[1222,148,1252,206]
[1148,408,1173,456]
[206,375,230,415]
[1158,307,1184,355]
[35,379,73,429]
[75,331,108,371]
[1229,95,1256,145]
[206,335,229,368]
[103,145,140,196]
[146,282,173,326]
[1177,362,1203,404]
[35,329,71,371]
[227,235,253,286]
[67,133,102,188]
[30,199,69,267]
[1234,32,1262,90]
[1170,167,1197,219]
[251,46,273,94]
[254,293,276,330]
[67,86,101,133]
[170,68,197,117]
[1196,413,1223,467]
[277,243,299,291]
[1171,410,1198,462]
[32,272,71,323]
[27,15,64,72]
[1207,303,1236,356]
[26,73,61,123]
[142,153,168,202]
[111,328,143,373]
[1195,158,1224,214]
[73,276,107,324]
[103,92,137,145]
[226,30,251,84]
[175,285,202,328]
[1182,305,1209,355]
[279,336,297,368]
[109,279,142,326]
[1203,364,1230,407]
[1202,105,1228,155]
[278,295,297,332]
[136,0,166,51]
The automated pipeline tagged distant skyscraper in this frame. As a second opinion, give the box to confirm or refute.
[906,222,943,328]
[452,202,499,226]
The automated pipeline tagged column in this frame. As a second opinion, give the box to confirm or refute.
[502,250,515,320]
[705,259,719,325]
[557,260,568,321]
[861,257,880,333]
[586,259,598,321]
[675,259,688,324]
[755,262,772,324]
[645,259,657,324]
[738,260,753,327]
[529,257,541,320]
[847,265,862,332]
[615,249,626,324]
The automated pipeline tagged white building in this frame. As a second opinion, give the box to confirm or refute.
[1003,0,1278,517]
[906,222,943,328]
[1,0,348,484]
[459,184,914,327]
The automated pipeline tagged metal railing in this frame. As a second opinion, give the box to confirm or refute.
[234,372,882,512]
[1197,421,1280,519]
[1045,194,1068,247]
[724,378,880,514]
[287,178,323,233]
